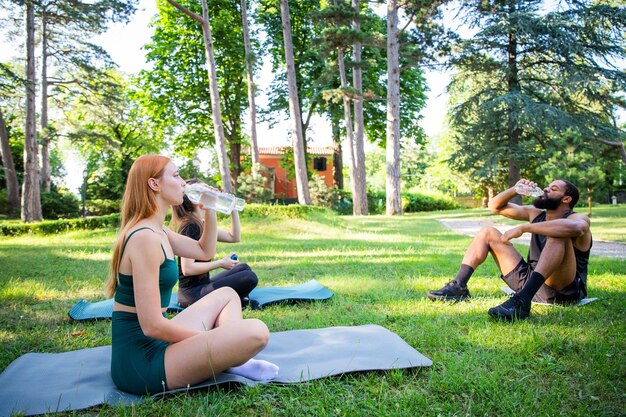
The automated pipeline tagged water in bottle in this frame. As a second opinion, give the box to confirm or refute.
[184,183,235,214]
[514,183,544,197]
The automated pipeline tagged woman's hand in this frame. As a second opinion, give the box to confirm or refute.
[219,253,240,270]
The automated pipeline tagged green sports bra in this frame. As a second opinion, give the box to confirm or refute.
[114,227,178,308]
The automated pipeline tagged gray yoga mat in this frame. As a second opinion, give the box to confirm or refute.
[68,279,334,321]
[499,286,598,306]
[0,324,431,417]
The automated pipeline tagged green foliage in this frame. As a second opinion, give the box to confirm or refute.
[333,190,458,214]
[137,0,250,158]
[237,164,273,203]
[401,191,461,212]
[85,199,121,216]
[538,132,617,207]
[40,189,80,219]
[64,71,166,203]
[0,214,120,236]
[238,203,328,219]
[448,0,626,188]
[0,189,8,217]
[308,174,339,209]
[364,141,435,193]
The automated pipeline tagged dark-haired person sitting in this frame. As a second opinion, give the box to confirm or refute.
[427,179,592,321]
[172,179,258,309]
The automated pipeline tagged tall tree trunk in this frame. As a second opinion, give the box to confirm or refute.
[240,0,259,165]
[331,115,343,190]
[22,1,42,222]
[166,0,233,193]
[229,125,242,188]
[385,0,402,215]
[351,0,367,215]
[506,4,521,204]
[199,0,232,193]
[337,44,359,214]
[0,107,20,215]
[40,11,51,192]
[280,0,310,204]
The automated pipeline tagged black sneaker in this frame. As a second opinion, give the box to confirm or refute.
[488,295,531,321]
[427,281,471,302]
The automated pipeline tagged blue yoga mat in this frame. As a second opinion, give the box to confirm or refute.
[68,280,334,321]
[248,279,334,307]
[0,324,432,417]
[499,286,598,306]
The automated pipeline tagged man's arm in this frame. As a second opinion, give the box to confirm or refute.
[488,180,542,222]
[500,213,592,250]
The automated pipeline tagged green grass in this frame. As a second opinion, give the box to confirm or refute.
[0,208,624,416]
[433,204,626,243]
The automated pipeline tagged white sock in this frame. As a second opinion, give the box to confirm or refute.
[227,358,279,381]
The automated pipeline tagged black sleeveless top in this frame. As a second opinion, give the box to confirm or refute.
[177,221,212,289]
[528,211,592,290]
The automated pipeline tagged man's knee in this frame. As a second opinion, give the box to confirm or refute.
[543,236,571,253]
[476,226,500,241]
[475,226,506,249]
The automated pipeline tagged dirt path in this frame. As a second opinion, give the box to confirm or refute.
[437,218,626,259]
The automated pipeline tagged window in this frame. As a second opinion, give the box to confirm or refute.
[313,157,327,171]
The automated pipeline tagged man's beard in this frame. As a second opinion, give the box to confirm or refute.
[532,195,561,210]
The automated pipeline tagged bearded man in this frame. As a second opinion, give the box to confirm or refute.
[427,179,592,321]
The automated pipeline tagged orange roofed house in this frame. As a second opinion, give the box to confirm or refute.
[258,146,335,200]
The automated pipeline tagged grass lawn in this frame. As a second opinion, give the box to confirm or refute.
[0,207,624,416]
[435,204,626,243]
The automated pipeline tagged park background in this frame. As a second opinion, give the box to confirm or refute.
[0,0,625,416]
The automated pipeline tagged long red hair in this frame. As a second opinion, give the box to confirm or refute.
[105,154,170,297]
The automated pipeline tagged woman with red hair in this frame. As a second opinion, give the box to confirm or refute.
[106,155,278,395]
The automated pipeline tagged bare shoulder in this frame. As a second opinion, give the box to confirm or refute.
[569,212,591,224]
[125,228,162,256]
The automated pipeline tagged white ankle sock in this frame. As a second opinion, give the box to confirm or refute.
[227,359,279,381]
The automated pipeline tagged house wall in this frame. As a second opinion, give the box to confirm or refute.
[258,154,334,199]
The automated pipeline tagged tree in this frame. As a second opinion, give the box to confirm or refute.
[166,0,234,192]
[448,0,626,194]
[138,0,250,186]
[351,0,367,215]
[0,63,21,216]
[240,0,260,165]
[64,72,166,202]
[280,0,311,205]
[256,0,326,147]
[540,134,608,216]
[37,0,137,192]
[22,0,42,222]
[386,0,401,215]
[319,0,368,215]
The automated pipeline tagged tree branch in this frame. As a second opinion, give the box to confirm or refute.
[165,0,204,25]
[589,136,626,164]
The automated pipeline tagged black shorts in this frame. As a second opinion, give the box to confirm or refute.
[501,259,586,304]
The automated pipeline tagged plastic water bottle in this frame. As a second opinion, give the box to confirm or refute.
[184,183,235,215]
[233,197,246,212]
[514,183,544,197]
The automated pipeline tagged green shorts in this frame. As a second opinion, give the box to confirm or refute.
[111,311,169,394]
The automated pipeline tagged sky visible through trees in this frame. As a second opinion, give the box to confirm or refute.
[0,0,623,198]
